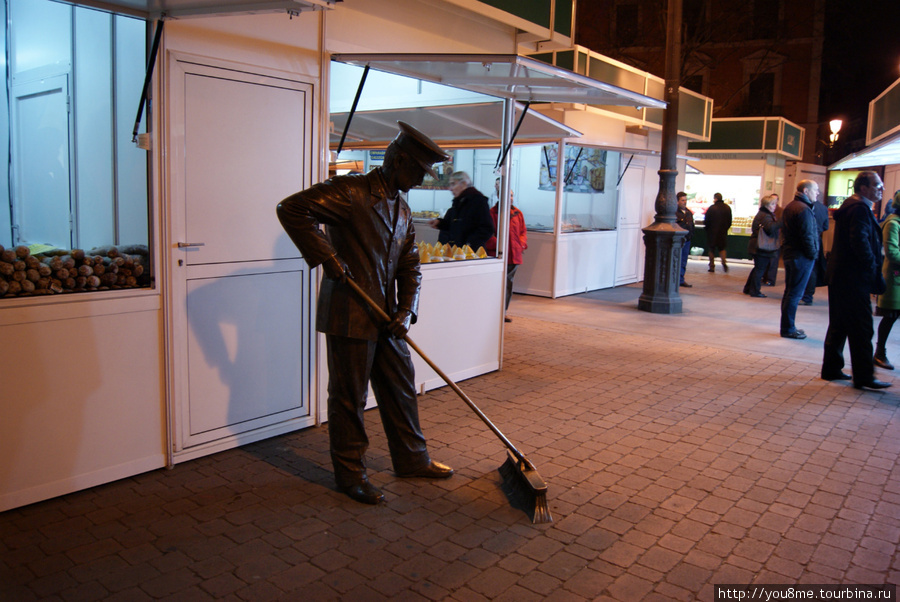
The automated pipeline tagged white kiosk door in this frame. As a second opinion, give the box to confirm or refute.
[615,163,646,284]
[167,55,316,461]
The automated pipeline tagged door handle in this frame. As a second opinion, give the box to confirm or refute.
[177,242,205,248]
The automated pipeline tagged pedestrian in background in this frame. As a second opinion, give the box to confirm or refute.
[763,194,781,286]
[485,184,528,323]
[430,171,494,251]
[800,192,830,306]
[743,194,781,298]
[779,180,820,339]
[874,196,900,370]
[676,191,695,287]
[704,192,732,273]
[822,171,890,390]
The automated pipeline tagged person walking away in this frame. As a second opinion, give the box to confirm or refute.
[779,180,820,339]
[430,171,494,252]
[874,196,900,370]
[704,192,732,272]
[276,122,455,505]
[821,170,891,390]
[743,194,781,298]
[485,189,528,322]
[801,195,830,305]
[676,191,695,287]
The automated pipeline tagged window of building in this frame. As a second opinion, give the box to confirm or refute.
[747,72,775,114]
[683,74,705,95]
[1,0,150,299]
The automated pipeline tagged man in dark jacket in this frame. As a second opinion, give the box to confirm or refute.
[821,171,891,390]
[801,197,830,305]
[431,171,494,251]
[276,122,454,505]
[779,180,820,339]
[676,191,695,287]
[704,192,732,272]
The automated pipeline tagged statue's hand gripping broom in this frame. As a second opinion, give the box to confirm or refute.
[346,277,552,524]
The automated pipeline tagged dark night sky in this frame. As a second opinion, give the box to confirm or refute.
[819,0,900,125]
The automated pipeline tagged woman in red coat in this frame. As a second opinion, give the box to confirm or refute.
[485,189,528,322]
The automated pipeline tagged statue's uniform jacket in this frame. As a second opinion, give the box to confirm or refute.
[276,169,422,339]
[276,168,429,482]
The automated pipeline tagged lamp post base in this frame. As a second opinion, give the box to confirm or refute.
[638,223,687,314]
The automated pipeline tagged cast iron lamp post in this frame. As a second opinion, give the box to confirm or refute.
[638,0,687,314]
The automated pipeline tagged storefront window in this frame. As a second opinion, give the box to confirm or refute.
[1,0,150,298]
[525,142,621,232]
[684,172,760,228]
[345,147,502,263]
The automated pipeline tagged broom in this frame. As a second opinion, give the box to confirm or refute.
[346,277,552,524]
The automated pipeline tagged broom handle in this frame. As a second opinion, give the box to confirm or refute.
[345,277,532,469]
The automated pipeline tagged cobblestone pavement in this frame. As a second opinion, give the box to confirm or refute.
[3,262,900,601]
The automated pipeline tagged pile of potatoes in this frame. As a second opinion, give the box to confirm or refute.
[0,244,151,298]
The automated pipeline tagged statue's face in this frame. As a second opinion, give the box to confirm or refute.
[394,155,427,192]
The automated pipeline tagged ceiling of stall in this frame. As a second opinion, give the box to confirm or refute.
[830,132,900,171]
[330,101,580,148]
[332,54,667,108]
[60,0,333,19]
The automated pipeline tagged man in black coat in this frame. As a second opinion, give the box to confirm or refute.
[821,171,891,390]
[801,197,830,305]
[779,180,820,339]
[704,192,732,272]
[431,171,494,251]
[676,191,695,287]
[276,122,454,505]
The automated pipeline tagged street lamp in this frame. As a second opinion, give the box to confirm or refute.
[829,119,842,147]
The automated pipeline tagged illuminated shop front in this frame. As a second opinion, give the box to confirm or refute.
[687,116,812,259]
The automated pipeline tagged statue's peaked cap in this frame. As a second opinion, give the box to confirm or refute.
[391,121,449,179]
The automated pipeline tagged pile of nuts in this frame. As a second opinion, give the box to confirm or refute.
[0,244,151,298]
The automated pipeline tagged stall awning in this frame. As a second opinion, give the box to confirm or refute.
[330,101,580,148]
[829,132,900,170]
[59,0,333,19]
[331,54,667,108]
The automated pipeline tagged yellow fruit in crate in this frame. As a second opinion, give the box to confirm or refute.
[476,246,487,258]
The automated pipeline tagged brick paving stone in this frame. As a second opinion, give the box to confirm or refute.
[606,572,655,601]
[637,546,682,573]
[7,282,900,599]
[598,541,643,569]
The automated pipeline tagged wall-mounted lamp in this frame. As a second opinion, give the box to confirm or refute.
[828,119,842,147]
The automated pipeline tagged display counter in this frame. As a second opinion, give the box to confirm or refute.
[691,225,751,260]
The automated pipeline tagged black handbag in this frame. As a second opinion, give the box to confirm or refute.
[757,226,780,252]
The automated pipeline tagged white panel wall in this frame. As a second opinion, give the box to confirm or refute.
[0,299,166,512]
[414,260,504,390]
[554,231,617,295]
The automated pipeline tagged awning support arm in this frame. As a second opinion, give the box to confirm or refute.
[495,101,530,169]
[336,65,369,155]
[132,19,164,144]
[564,146,584,185]
[617,154,635,186]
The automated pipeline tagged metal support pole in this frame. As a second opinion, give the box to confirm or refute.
[638,0,687,314]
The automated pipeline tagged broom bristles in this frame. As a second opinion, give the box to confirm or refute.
[498,451,553,524]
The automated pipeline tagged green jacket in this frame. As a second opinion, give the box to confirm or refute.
[879,214,900,310]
